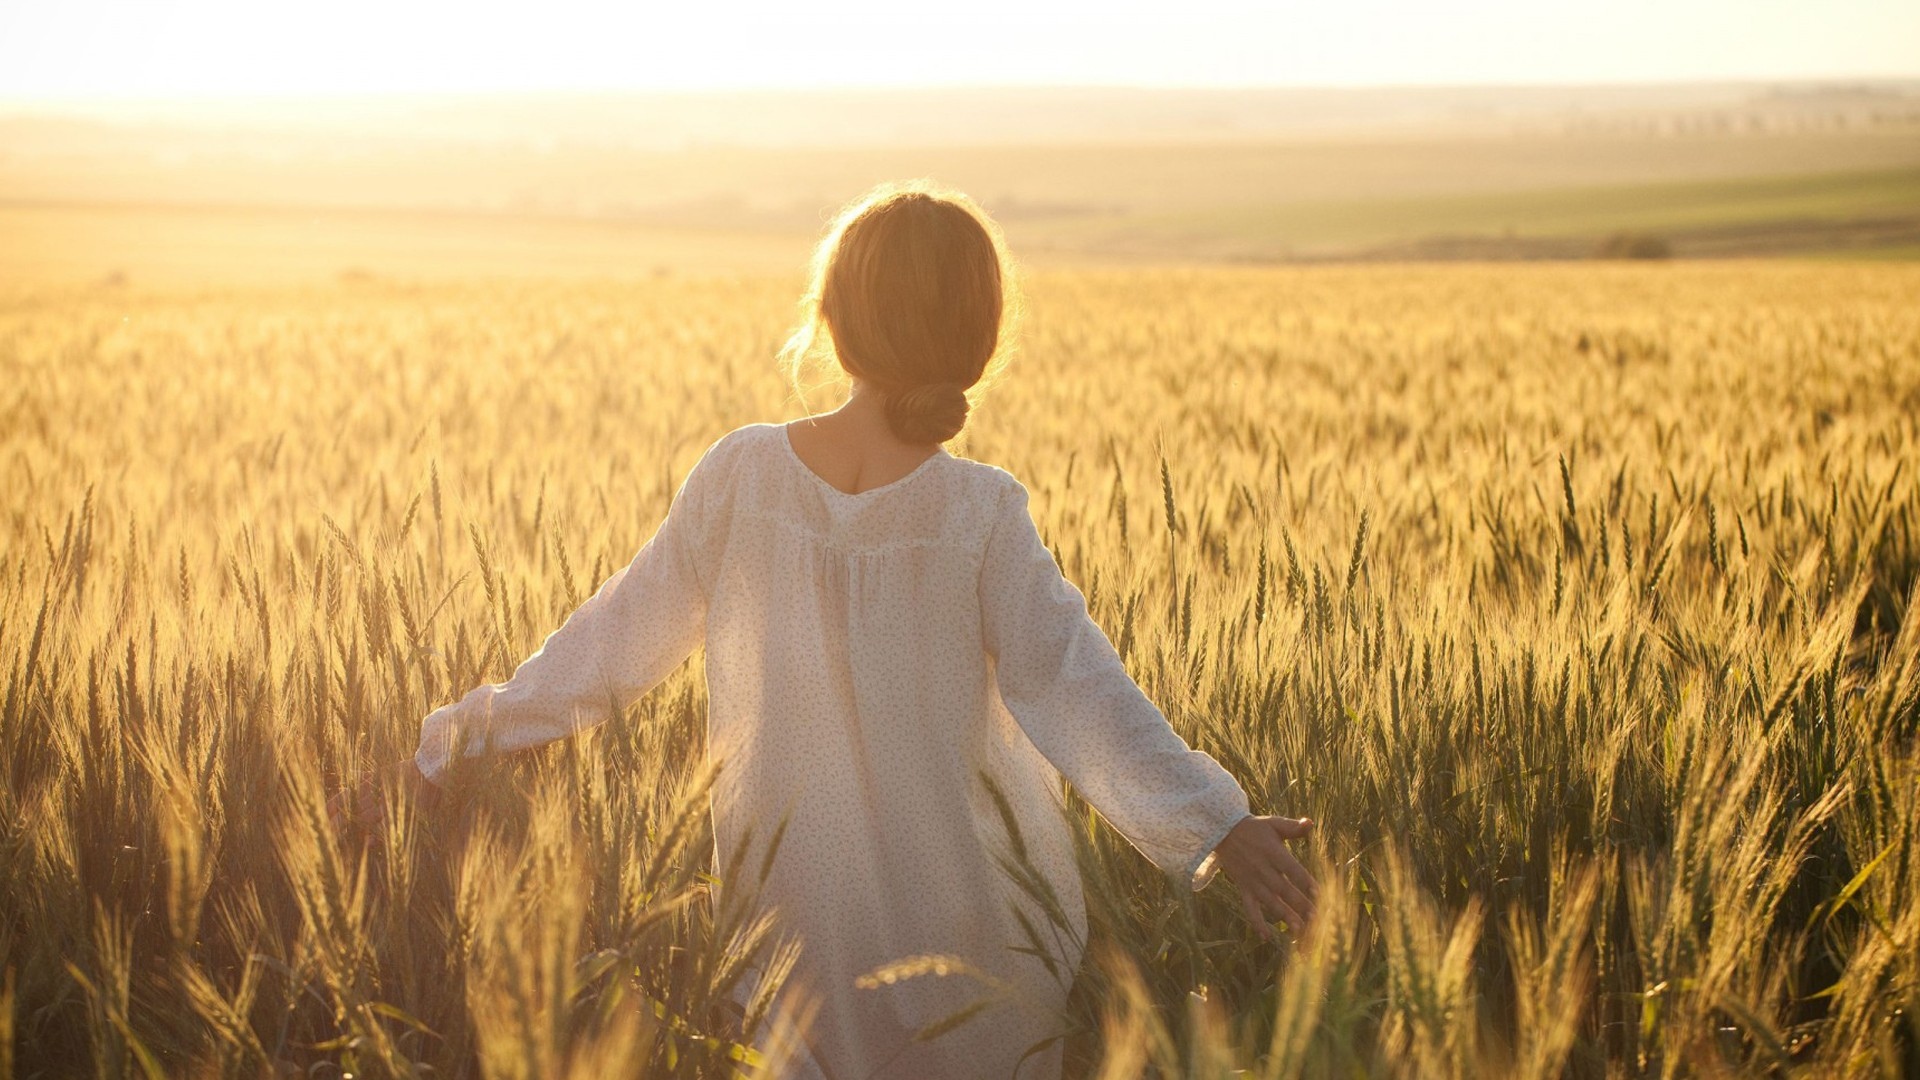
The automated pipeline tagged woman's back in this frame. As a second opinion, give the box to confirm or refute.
[416,420,1251,1077]
[689,421,1248,1078]
[692,421,1080,1077]
[693,418,1039,895]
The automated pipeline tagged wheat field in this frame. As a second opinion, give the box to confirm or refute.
[2,262,1917,1077]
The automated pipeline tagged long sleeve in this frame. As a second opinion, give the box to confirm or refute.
[413,452,712,783]
[979,479,1251,891]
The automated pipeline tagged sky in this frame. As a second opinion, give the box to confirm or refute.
[2,0,1917,101]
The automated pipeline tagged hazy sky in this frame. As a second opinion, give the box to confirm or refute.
[3,0,1917,100]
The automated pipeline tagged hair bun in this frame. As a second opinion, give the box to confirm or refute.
[884,382,970,444]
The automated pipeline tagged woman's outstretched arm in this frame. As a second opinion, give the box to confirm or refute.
[412,448,716,784]
[979,477,1317,929]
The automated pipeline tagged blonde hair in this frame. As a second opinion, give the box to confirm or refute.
[779,181,1021,444]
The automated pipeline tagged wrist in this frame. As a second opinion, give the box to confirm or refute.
[1193,810,1254,892]
[402,759,443,802]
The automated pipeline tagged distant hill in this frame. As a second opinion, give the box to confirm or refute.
[1,82,1917,281]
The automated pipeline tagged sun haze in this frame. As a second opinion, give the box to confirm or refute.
[3,0,1918,100]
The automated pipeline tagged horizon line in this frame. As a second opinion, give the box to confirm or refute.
[6,74,1920,110]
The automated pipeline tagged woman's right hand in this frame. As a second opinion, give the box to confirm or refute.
[327,759,441,841]
[1213,815,1319,941]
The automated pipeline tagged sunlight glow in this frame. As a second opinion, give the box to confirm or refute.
[3,0,1917,101]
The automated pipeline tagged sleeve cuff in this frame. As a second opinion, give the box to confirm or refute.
[413,743,448,786]
[1184,809,1252,892]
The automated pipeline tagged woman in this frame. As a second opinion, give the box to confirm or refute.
[350,182,1318,1079]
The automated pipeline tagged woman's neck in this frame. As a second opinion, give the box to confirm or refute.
[785,380,941,495]
[800,380,896,442]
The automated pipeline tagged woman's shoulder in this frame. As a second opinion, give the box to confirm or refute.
[688,424,1031,512]
[690,422,783,470]
[938,448,1032,511]
[673,423,780,502]
[711,421,785,452]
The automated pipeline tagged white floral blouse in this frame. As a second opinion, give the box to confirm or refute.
[415,421,1251,1079]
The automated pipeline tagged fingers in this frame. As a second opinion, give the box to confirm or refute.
[324,762,440,851]
[1261,819,1321,904]
[1250,839,1320,931]
[1268,864,1315,927]
[1254,880,1308,935]
[1218,815,1325,942]
[1276,848,1319,905]
[1237,877,1304,940]
[1238,886,1274,942]
[1270,816,1315,841]
[354,779,383,827]
[332,775,386,837]
[1236,855,1308,931]
[324,793,349,835]
[404,761,444,809]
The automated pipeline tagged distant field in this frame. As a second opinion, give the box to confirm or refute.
[0,201,812,286]
[3,124,1919,283]
[1030,166,1920,260]
[4,167,1918,289]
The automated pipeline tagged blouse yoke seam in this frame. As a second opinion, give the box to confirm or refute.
[742,508,970,555]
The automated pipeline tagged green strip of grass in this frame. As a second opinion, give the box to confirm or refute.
[1031,167,1920,257]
